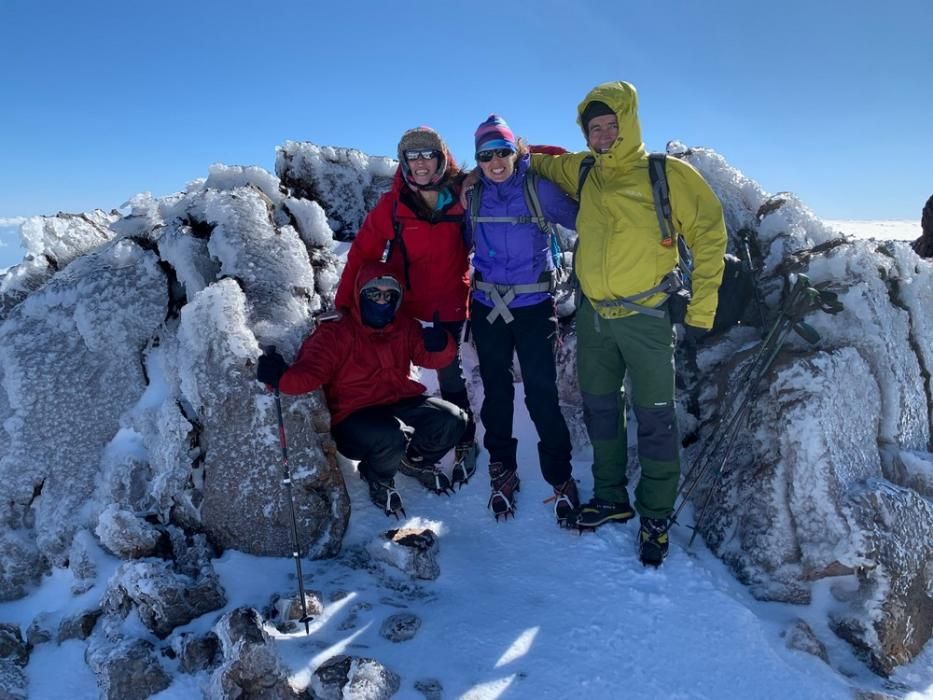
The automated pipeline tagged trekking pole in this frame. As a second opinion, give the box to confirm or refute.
[738,228,766,330]
[672,275,842,544]
[673,313,792,521]
[270,372,314,635]
[676,309,792,497]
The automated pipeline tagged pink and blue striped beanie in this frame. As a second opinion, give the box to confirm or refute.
[474,114,516,154]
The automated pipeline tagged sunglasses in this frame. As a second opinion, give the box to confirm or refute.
[476,148,513,163]
[404,149,439,161]
[361,288,400,304]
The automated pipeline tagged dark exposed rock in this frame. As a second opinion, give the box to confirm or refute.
[782,619,829,664]
[172,631,221,674]
[0,660,27,700]
[85,636,171,700]
[58,608,103,642]
[208,607,301,699]
[414,678,443,700]
[104,559,226,639]
[25,613,53,647]
[267,590,324,633]
[310,655,400,700]
[367,528,440,580]
[379,613,421,643]
[829,483,933,676]
[0,624,28,667]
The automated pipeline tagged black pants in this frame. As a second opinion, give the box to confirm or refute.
[435,320,476,443]
[470,299,572,486]
[331,396,467,481]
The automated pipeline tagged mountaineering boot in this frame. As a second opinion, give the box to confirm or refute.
[367,477,405,519]
[547,478,580,528]
[573,496,635,531]
[451,440,479,489]
[638,517,670,567]
[399,451,453,495]
[487,462,520,521]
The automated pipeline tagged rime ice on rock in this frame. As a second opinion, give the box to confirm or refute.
[275,141,395,240]
[680,148,933,673]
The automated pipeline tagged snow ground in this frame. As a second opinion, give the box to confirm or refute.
[3,354,930,699]
[824,219,920,242]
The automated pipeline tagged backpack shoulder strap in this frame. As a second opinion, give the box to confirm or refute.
[468,180,484,225]
[524,169,564,267]
[648,153,675,248]
[380,199,412,289]
[648,153,693,275]
[522,170,549,234]
[577,155,595,201]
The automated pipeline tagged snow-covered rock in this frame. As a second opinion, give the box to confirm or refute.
[310,654,401,700]
[366,527,440,581]
[275,141,395,241]
[0,239,167,597]
[207,606,300,699]
[681,150,933,673]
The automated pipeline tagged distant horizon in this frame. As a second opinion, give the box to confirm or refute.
[0,213,921,273]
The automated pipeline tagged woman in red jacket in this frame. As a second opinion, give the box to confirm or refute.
[334,126,477,486]
[259,262,467,517]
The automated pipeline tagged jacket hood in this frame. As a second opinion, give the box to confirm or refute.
[352,261,403,324]
[576,81,646,164]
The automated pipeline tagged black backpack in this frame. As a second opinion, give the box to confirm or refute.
[577,153,753,335]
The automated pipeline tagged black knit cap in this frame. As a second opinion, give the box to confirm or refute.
[581,101,615,134]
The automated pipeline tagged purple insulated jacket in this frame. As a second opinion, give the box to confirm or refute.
[466,154,579,310]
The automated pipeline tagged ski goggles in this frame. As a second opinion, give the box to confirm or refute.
[476,148,514,163]
[361,288,401,304]
[404,149,440,161]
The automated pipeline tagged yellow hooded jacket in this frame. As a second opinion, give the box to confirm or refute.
[530,81,727,328]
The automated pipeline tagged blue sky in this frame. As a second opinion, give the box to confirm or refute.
[1,0,931,266]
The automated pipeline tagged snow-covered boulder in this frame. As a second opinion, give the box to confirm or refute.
[0,239,167,597]
[310,654,401,700]
[103,529,225,639]
[207,606,301,699]
[0,161,351,605]
[85,634,171,700]
[829,482,933,676]
[275,141,395,241]
[681,149,933,674]
[0,210,119,319]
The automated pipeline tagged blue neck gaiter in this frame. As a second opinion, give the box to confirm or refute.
[360,298,397,329]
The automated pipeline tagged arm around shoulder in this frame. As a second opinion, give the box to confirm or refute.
[529,152,589,199]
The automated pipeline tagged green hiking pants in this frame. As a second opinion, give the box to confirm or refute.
[576,297,680,519]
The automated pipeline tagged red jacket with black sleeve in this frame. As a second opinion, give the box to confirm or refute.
[279,262,455,426]
[334,170,470,323]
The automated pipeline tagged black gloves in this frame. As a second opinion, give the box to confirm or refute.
[422,313,450,352]
[257,348,289,388]
[683,324,709,345]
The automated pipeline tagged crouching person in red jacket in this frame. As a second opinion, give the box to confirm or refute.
[257,262,468,518]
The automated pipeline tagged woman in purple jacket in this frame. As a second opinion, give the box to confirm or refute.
[466,115,580,526]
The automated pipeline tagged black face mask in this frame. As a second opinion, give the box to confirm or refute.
[360,297,397,328]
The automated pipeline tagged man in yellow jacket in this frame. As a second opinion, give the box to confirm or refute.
[530,81,727,566]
